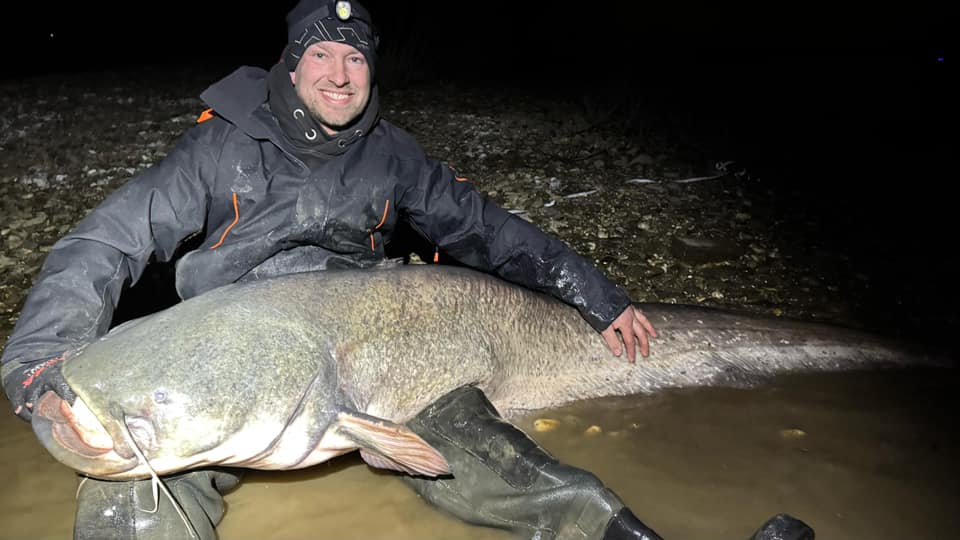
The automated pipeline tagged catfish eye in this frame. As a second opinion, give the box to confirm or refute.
[154,390,167,403]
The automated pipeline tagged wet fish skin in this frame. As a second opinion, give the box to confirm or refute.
[31,265,951,480]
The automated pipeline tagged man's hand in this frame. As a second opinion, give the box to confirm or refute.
[601,306,658,363]
[3,353,76,422]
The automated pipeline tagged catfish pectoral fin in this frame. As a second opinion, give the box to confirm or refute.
[358,448,449,477]
[334,412,450,477]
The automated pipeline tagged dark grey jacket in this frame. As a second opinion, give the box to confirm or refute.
[1,66,631,381]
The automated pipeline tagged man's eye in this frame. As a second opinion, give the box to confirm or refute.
[314,52,326,59]
[349,56,365,64]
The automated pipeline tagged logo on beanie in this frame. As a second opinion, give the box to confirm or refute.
[335,1,352,21]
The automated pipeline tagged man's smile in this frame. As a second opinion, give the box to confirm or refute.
[319,89,353,104]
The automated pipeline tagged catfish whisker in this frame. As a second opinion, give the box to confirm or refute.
[119,413,200,540]
[75,476,88,499]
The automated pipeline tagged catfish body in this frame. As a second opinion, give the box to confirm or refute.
[32,265,949,480]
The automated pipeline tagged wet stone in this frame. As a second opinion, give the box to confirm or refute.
[670,236,745,266]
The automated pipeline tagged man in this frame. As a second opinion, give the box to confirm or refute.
[2,1,811,539]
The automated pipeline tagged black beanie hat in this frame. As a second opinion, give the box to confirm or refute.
[283,0,379,74]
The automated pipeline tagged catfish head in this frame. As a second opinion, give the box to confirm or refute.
[30,370,276,481]
[30,338,449,481]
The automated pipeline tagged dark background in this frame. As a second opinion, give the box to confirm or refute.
[2,2,956,346]
[3,4,951,135]
[3,2,950,189]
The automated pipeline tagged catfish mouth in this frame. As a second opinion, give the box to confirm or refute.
[32,391,139,478]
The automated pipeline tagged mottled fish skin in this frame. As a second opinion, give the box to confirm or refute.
[32,265,953,480]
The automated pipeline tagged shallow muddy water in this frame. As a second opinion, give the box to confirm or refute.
[1,367,956,540]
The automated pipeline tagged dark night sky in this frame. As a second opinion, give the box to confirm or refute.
[2,3,950,76]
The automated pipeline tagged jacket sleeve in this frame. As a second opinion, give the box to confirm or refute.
[398,158,632,332]
[0,124,220,382]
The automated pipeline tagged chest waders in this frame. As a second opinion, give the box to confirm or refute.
[74,469,241,540]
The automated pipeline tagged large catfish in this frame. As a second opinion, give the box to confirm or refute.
[32,264,950,481]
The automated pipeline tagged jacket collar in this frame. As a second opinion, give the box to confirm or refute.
[199,65,380,163]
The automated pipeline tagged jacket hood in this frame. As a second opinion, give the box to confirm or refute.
[200,66,279,141]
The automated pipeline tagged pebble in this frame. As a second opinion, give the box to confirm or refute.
[533,418,560,432]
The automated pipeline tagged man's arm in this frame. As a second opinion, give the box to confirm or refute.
[1,124,219,419]
[398,159,656,361]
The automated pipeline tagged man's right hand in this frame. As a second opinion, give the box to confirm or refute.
[3,353,77,422]
[601,305,658,363]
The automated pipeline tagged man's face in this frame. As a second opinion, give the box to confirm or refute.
[291,41,371,136]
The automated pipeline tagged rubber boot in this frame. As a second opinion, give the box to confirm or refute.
[73,468,242,540]
[749,513,815,540]
[402,385,663,540]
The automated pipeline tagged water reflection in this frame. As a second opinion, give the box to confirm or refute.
[1,368,956,540]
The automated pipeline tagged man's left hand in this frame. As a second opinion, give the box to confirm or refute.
[601,305,657,363]
[4,352,76,422]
